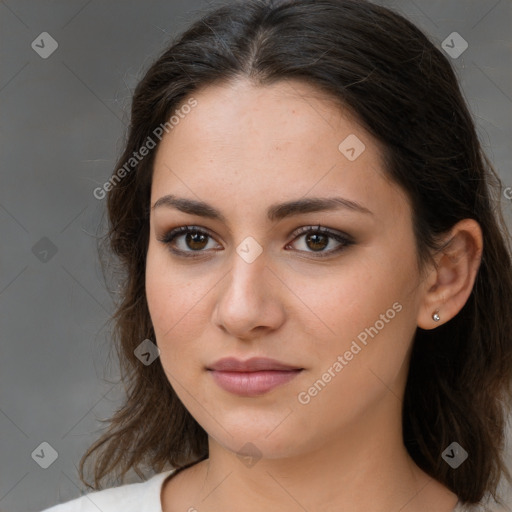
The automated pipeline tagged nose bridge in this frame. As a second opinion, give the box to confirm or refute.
[214,234,285,336]
[227,235,268,302]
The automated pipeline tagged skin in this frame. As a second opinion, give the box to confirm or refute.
[145,78,483,512]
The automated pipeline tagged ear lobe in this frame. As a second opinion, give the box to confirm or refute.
[417,219,483,330]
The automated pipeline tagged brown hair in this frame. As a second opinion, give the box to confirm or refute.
[80,0,512,505]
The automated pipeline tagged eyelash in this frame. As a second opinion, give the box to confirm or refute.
[157,225,354,259]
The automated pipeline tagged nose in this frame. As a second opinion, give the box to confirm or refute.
[212,246,286,341]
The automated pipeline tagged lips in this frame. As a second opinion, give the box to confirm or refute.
[207,357,302,372]
[206,357,303,396]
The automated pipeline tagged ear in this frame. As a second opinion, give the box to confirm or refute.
[417,219,483,329]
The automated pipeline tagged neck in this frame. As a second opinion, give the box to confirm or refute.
[177,393,458,512]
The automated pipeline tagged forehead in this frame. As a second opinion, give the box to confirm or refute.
[151,78,408,220]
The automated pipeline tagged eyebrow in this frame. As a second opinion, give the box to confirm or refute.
[151,194,373,222]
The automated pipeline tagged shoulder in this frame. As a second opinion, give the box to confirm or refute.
[40,470,176,512]
[453,500,500,512]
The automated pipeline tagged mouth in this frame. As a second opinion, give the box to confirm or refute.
[206,357,304,396]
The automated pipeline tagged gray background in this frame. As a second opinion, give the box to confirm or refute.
[1,1,511,511]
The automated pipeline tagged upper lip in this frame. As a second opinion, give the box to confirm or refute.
[207,357,303,372]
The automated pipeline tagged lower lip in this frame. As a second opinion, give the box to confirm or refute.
[208,370,302,396]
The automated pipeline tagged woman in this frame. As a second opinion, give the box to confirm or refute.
[42,0,512,510]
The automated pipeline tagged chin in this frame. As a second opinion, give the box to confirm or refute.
[202,412,315,459]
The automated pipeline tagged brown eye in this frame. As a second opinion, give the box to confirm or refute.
[304,232,329,251]
[286,225,353,257]
[185,231,209,251]
[158,226,221,256]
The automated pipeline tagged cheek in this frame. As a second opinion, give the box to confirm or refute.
[145,244,213,365]
[294,252,413,339]
[291,246,419,389]
[287,261,417,434]
[145,247,173,333]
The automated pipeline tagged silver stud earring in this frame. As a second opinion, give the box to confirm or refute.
[432,310,440,322]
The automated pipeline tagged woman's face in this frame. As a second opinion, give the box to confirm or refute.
[146,78,427,459]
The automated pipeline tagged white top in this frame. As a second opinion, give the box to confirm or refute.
[40,469,176,512]
[40,468,491,512]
